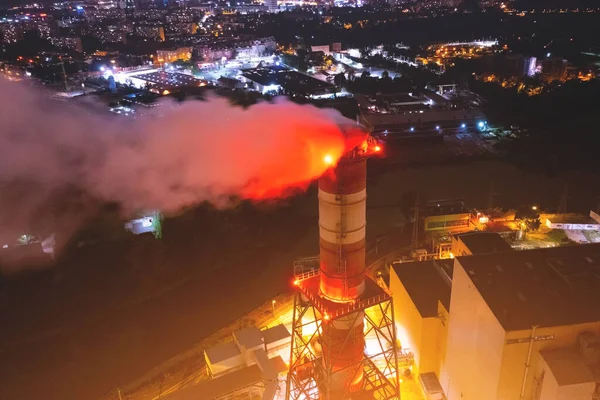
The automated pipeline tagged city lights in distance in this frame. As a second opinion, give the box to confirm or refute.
[461,123,466,128]
[436,125,440,130]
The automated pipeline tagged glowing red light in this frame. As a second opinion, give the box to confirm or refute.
[323,313,330,321]
[293,279,300,286]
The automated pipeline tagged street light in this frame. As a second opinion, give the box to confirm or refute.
[532,206,538,211]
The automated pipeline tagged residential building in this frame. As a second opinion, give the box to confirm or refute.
[0,22,24,43]
[50,37,83,53]
[156,47,192,62]
[264,0,278,12]
[134,23,165,41]
[541,57,567,82]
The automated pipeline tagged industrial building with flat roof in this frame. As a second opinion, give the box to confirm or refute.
[424,199,471,232]
[164,324,290,399]
[239,65,337,97]
[451,231,513,256]
[389,243,600,400]
[357,88,487,138]
[389,259,453,400]
[444,243,600,400]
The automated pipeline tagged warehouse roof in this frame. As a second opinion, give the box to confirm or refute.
[454,232,513,255]
[457,243,600,331]
[391,259,453,318]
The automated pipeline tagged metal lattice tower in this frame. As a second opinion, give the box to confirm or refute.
[286,135,399,400]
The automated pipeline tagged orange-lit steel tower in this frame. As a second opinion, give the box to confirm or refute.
[287,134,400,400]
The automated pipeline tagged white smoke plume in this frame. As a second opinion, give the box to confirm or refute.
[0,80,356,248]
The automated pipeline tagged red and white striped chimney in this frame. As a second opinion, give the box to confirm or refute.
[317,152,368,398]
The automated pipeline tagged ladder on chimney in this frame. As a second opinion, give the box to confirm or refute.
[336,179,348,297]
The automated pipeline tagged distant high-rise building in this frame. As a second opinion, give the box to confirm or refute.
[264,0,278,12]
[97,0,120,9]
[541,57,567,82]
[502,54,537,78]
[0,22,25,44]
[124,0,136,16]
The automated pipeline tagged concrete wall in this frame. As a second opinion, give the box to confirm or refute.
[536,355,596,400]
[420,305,448,377]
[390,267,449,379]
[538,362,559,400]
[390,267,422,360]
[557,383,596,400]
[442,259,506,400]
[498,322,600,400]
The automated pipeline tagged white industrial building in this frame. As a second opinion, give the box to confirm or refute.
[165,324,290,400]
[545,211,600,231]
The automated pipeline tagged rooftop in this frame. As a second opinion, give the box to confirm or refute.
[391,259,453,318]
[233,326,263,350]
[204,341,240,364]
[457,243,600,331]
[546,214,598,225]
[164,356,287,400]
[240,66,335,95]
[540,348,598,386]
[455,232,513,255]
[262,324,290,346]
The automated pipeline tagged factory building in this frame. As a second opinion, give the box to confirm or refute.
[443,244,600,400]
[424,199,471,233]
[544,211,600,231]
[389,259,453,400]
[165,324,290,399]
[389,241,600,400]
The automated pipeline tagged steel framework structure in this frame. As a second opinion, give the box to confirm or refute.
[286,271,400,400]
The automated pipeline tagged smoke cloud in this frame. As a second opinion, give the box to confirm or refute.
[0,80,363,247]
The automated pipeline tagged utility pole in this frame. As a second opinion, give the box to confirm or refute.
[411,193,420,251]
[59,55,68,92]
[487,180,498,213]
[558,184,568,214]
